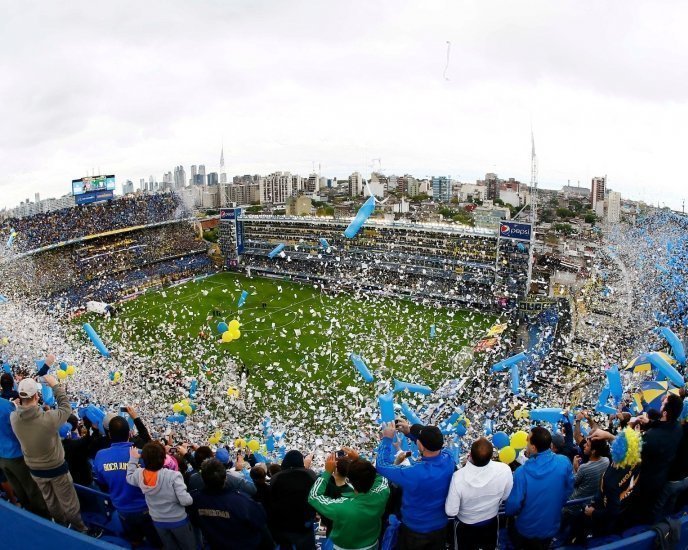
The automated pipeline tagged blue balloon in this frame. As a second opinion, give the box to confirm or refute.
[400,402,422,426]
[648,352,685,387]
[83,323,110,358]
[510,363,520,395]
[430,324,436,339]
[268,244,285,259]
[343,196,375,239]
[166,414,187,424]
[493,431,510,449]
[491,352,528,373]
[217,322,228,333]
[393,379,432,396]
[41,384,55,407]
[529,408,565,424]
[237,290,249,308]
[350,353,374,383]
[606,365,623,403]
[378,391,396,423]
[659,327,687,365]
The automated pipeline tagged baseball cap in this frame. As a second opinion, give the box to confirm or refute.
[410,424,444,452]
[102,412,117,431]
[215,447,230,464]
[18,379,39,399]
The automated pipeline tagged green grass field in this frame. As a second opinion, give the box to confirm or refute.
[82,272,498,439]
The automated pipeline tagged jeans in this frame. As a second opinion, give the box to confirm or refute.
[32,471,86,531]
[398,523,448,550]
[119,509,163,547]
[0,456,49,518]
[655,477,688,516]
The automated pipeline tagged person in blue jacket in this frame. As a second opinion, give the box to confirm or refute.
[376,420,455,550]
[94,416,161,547]
[0,397,49,517]
[505,426,574,549]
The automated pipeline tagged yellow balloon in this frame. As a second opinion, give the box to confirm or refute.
[499,446,517,464]
[208,436,219,445]
[235,438,246,448]
[247,439,260,452]
[221,331,234,343]
[57,369,68,380]
[230,329,241,339]
[0,337,8,345]
[182,405,193,416]
[172,403,183,413]
[510,431,529,450]
[227,387,239,397]
[113,371,121,382]
[228,319,240,330]
[66,365,76,375]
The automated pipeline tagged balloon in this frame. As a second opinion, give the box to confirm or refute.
[66,365,75,375]
[172,403,183,413]
[499,446,517,464]
[217,322,228,333]
[378,391,396,423]
[493,431,510,449]
[510,431,529,450]
[182,405,193,416]
[491,352,528,372]
[227,387,239,397]
[393,380,432,396]
[59,362,68,371]
[350,353,374,383]
[221,331,234,343]
[228,319,240,330]
[235,438,246,448]
[660,327,687,365]
[238,290,249,308]
[529,408,566,424]
[83,323,111,358]
[400,402,422,425]
[230,329,240,339]
[57,369,68,380]
[247,440,260,452]
[344,195,376,239]
[268,244,285,258]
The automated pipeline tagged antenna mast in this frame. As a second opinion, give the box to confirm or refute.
[530,131,538,224]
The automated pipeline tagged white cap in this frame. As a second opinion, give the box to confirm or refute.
[18,379,40,399]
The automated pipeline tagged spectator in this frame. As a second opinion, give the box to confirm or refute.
[0,396,49,517]
[570,437,609,500]
[376,421,455,550]
[638,393,684,520]
[127,441,195,550]
[505,426,574,549]
[445,437,513,550]
[187,446,214,491]
[308,451,390,550]
[0,373,19,400]
[187,446,256,497]
[190,458,269,550]
[318,454,354,538]
[660,403,688,513]
[95,415,161,547]
[570,428,642,542]
[268,449,318,550]
[60,418,94,487]
[249,464,271,508]
[10,374,97,536]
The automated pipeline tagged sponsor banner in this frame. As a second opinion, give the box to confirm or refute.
[499,221,532,241]
[236,221,245,254]
[75,190,114,205]
[220,208,236,220]
[518,299,557,313]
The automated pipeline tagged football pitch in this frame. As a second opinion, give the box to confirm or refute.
[83,272,499,438]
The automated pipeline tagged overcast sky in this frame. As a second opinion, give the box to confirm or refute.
[2,0,687,210]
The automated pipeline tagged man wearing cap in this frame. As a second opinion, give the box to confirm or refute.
[10,374,92,534]
[376,420,455,550]
[0,393,49,518]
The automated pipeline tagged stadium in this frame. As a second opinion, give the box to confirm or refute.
[1,187,687,550]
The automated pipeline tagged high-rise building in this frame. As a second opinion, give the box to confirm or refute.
[431,176,451,202]
[190,165,198,185]
[606,191,621,223]
[485,173,500,201]
[123,180,135,194]
[260,172,291,204]
[139,178,146,192]
[591,176,606,217]
[304,173,319,193]
[207,172,219,186]
[173,166,186,189]
[348,172,363,197]
[199,165,206,177]
[220,146,227,184]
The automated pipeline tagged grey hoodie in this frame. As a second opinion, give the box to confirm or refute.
[10,384,71,472]
[126,458,193,523]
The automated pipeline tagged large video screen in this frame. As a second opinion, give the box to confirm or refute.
[72,175,115,196]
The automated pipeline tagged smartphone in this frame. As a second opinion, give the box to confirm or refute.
[119,406,128,413]
[404,451,412,458]
[336,450,346,458]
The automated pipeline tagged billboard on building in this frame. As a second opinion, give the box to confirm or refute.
[499,221,532,241]
[72,175,115,196]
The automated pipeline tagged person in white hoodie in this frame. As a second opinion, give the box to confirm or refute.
[445,437,513,550]
[127,442,195,550]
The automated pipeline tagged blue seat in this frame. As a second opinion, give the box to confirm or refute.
[621,525,650,538]
[75,484,125,537]
[585,534,621,547]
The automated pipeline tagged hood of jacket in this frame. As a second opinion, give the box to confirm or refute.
[138,468,175,496]
[522,449,560,479]
[461,460,506,488]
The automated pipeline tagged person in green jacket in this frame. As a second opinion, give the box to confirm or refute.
[309,450,390,550]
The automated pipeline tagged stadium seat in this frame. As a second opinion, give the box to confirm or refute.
[75,484,125,538]
[620,525,650,538]
[584,534,621,547]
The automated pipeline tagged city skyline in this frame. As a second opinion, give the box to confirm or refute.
[2,1,688,210]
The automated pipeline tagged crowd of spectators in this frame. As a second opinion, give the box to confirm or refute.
[2,354,688,549]
[3,193,191,252]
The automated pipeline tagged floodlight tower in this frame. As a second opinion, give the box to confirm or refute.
[530,131,538,224]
